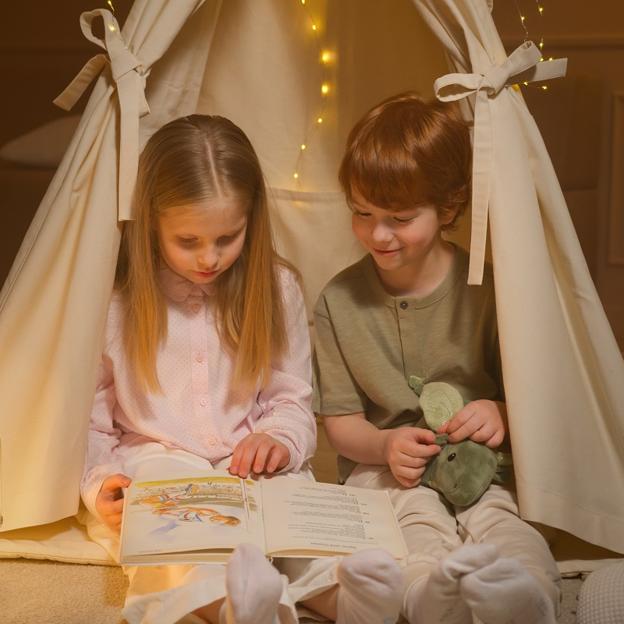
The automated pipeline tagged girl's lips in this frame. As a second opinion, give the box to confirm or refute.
[373,248,401,255]
[195,270,218,277]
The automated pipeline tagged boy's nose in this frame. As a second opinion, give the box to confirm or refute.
[371,221,394,243]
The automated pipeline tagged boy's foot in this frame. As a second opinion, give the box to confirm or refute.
[224,543,282,624]
[336,548,403,624]
[404,543,499,624]
[460,556,556,624]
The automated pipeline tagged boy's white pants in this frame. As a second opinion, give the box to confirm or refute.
[84,444,340,624]
[344,464,561,612]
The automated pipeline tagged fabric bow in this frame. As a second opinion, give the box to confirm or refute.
[54,9,150,221]
[434,41,567,284]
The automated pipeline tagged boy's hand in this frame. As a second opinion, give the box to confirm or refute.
[229,433,290,478]
[95,473,131,533]
[438,400,506,448]
[382,427,441,488]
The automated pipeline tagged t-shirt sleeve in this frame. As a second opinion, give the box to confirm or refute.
[312,293,367,416]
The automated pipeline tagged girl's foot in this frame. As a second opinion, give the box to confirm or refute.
[224,543,282,624]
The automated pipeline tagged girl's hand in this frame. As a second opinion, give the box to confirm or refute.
[95,473,132,533]
[438,400,506,448]
[382,427,440,488]
[229,433,290,478]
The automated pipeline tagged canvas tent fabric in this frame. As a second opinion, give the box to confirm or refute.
[0,0,622,563]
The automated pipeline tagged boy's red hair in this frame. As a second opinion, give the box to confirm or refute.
[339,92,471,228]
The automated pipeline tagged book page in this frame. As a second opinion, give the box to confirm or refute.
[261,477,407,559]
[120,472,265,563]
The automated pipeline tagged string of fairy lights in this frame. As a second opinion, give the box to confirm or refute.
[514,0,552,91]
[102,0,550,184]
[291,0,335,185]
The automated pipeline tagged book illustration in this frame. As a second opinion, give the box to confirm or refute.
[128,475,248,538]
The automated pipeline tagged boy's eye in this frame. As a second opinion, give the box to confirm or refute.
[392,216,415,224]
[354,210,371,218]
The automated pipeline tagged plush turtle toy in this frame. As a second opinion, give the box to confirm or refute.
[408,376,512,507]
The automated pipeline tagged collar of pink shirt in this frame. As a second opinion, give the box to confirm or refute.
[158,265,216,303]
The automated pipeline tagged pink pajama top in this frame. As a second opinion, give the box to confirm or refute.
[80,265,316,518]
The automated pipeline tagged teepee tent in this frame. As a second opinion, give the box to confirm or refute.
[0,0,622,559]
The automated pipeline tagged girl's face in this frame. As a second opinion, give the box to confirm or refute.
[350,188,453,273]
[157,198,248,284]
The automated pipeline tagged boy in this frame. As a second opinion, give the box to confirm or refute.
[313,92,561,624]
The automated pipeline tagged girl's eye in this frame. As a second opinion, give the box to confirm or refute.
[355,211,371,218]
[178,238,198,247]
[216,234,237,246]
[392,216,414,224]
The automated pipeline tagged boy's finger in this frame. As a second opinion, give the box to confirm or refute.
[447,419,481,442]
[409,428,437,444]
[445,407,474,433]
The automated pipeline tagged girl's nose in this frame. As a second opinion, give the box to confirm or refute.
[198,248,219,270]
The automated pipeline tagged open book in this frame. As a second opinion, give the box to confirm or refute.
[120,471,407,565]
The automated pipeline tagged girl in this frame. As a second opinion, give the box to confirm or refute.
[81,114,402,624]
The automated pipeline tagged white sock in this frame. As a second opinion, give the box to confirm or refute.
[404,543,499,624]
[460,557,556,624]
[336,548,403,624]
[223,543,282,624]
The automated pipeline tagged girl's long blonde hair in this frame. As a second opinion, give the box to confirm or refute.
[115,115,288,393]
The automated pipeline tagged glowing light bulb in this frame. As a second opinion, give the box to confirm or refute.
[320,50,333,64]
[520,15,526,22]
[108,23,116,31]
[311,23,318,31]
[300,0,305,4]
[321,83,330,95]
[541,85,548,91]
[317,117,324,124]
[293,172,299,179]
[300,144,307,150]
[538,6,544,14]
[523,81,529,86]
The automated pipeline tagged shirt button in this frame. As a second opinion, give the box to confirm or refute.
[199,398,207,407]
[195,352,204,363]
[399,301,408,310]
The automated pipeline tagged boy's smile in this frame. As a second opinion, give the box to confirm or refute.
[349,188,456,295]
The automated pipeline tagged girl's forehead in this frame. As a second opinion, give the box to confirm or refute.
[159,198,248,232]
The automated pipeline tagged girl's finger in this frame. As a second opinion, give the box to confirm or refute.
[252,440,271,474]
[237,439,262,478]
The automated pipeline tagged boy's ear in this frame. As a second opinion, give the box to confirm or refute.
[439,206,459,228]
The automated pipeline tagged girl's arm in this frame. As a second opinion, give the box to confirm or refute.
[80,352,126,521]
[254,269,316,473]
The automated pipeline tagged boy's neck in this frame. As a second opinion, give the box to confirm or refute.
[374,240,456,299]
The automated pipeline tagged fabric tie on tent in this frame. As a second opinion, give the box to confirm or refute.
[434,41,567,285]
[54,9,150,221]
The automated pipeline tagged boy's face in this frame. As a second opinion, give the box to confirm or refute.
[350,188,453,273]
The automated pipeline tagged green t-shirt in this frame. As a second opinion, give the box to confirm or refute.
[313,245,503,483]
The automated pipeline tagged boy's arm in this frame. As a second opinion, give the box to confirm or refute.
[323,412,440,487]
